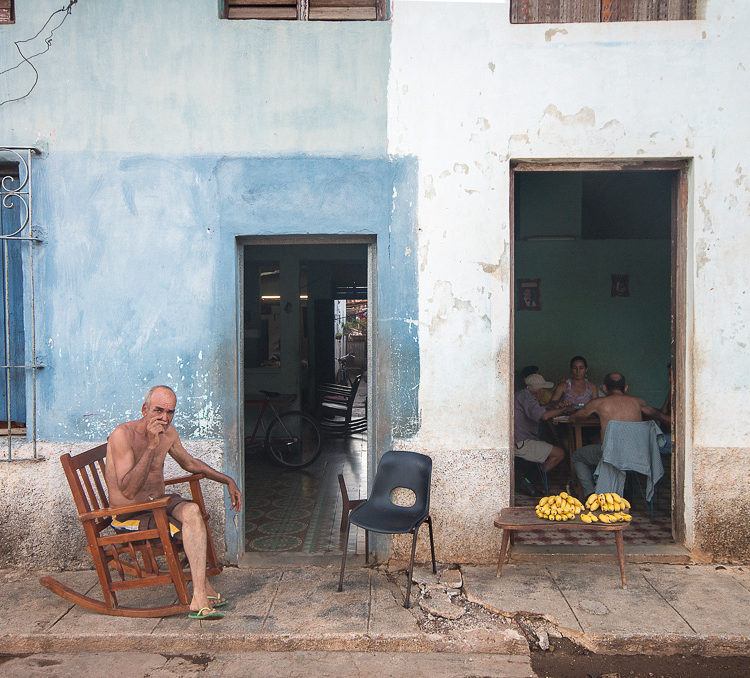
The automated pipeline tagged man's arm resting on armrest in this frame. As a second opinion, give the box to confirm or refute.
[168,439,242,511]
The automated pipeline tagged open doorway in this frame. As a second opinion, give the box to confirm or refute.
[240,239,372,556]
[510,160,687,549]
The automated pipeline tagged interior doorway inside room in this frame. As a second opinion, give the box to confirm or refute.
[241,242,370,556]
[511,165,685,549]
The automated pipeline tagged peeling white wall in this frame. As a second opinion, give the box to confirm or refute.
[389,0,750,560]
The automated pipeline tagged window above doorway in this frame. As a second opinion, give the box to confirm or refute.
[222,0,386,21]
[510,0,697,24]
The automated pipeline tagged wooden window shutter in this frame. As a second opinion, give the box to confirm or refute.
[0,0,14,25]
[512,1,600,24]
[602,0,696,21]
[223,0,385,20]
[224,0,298,20]
[511,0,695,23]
[308,0,381,21]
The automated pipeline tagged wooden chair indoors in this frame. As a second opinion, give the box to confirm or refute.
[318,374,367,438]
[39,443,222,617]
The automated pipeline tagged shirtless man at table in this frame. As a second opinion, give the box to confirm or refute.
[570,372,667,498]
[105,385,242,619]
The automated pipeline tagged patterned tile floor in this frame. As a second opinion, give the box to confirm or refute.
[514,464,674,546]
[244,432,368,554]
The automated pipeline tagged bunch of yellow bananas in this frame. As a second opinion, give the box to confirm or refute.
[598,512,632,523]
[535,492,584,521]
[584,492,631,512]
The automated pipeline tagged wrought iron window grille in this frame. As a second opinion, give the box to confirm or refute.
[0,146,43,461]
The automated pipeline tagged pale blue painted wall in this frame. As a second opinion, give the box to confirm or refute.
[33,153,418,438]
[1,0,388,155]
[1,1,405,561]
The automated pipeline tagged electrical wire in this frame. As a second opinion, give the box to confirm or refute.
[0,1,78,107]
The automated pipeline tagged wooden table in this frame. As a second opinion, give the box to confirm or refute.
[551,414,600,450]
[494,506,629,588]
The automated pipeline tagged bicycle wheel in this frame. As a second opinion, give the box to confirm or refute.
[336,367,349,386]
[265,411,322,469]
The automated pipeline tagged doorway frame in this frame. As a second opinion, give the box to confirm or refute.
[509,158,689,545]
[235,234,378,560]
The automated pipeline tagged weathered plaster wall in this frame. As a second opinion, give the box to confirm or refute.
[0,0,388,155]
[0,1,409,568]
[388,0,750,560]
[0,152,418,568]
[693,447,750,561]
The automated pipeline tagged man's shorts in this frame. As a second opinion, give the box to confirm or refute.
[111,493,188,540]
[514,440,552,463]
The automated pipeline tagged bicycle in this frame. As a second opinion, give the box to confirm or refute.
[336,353,357,386]
[245,391,322,468]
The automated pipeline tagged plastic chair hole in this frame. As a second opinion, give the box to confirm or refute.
[391,487,416,507]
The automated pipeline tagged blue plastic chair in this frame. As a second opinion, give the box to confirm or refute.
[337,450,436,608]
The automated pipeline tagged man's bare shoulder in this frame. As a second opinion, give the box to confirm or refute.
[107,421,140,450]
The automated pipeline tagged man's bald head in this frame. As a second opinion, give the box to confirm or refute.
[144,385,176,409]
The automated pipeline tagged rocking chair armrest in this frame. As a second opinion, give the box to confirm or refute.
[78,496,172,522]
[164,473,207,486]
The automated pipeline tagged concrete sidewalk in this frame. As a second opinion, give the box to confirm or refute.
[1,558,749,659]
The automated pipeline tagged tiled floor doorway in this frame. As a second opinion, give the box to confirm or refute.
[240,238,373,556]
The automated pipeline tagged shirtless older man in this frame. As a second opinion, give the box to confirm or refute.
[570,372,667,498]
[105,385,242,620]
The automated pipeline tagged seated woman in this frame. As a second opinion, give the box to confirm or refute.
[551,355,596,409]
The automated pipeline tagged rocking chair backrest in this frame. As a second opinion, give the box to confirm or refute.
[60,443,111,532]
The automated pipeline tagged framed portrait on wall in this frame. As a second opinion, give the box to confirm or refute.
[611,274,630,297]
[517,278,541,311]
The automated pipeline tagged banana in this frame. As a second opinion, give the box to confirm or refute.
[590,500,600,511]
[605,493,614,505]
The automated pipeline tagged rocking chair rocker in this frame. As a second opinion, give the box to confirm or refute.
[39,443,222,617]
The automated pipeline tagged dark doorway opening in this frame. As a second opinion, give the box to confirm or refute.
[511,163,685,550]
[241,242,370,556]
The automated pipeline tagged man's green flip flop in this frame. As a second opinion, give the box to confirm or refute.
[208,593,228,608]
[188,607,224,620]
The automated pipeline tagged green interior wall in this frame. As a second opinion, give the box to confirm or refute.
[514,173,671,406]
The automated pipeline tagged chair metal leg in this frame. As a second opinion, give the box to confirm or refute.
[404,525,421,608]
[426,515,436,573]
[337,518,352,592]
[537,463,549,493]
[364,530,369,563]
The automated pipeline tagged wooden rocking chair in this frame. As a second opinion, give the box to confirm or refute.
[39,443,222,617]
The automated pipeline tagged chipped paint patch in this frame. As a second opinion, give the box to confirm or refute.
[541,104,596,128]
[544,27,568,42]
[423,174,436,199]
